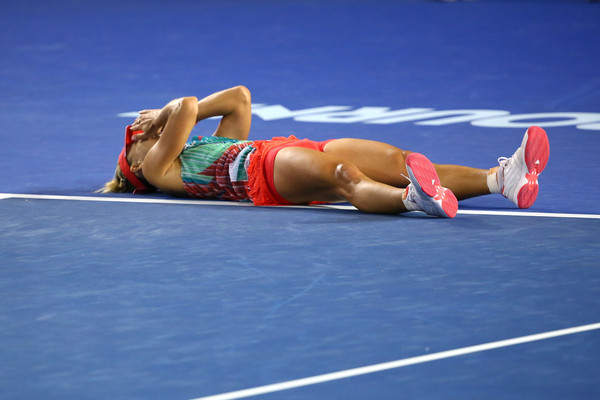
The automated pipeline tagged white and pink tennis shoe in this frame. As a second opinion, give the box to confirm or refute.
[497,126,550,209]
[403,152,458,218]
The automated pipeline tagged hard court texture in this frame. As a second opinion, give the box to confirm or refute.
[0,1,599,399]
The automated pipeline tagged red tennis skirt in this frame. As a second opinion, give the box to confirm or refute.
[247,136,335,206]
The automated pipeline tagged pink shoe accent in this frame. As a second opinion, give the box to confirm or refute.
[517,177,540,209]
[439,187,458,218]
[524,126,550,174]
[518,126,549,208]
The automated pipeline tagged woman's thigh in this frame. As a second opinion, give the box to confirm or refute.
[273,146,357,204]
[322,138,411,187]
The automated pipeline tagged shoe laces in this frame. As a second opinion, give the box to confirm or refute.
[498,156,510,173]
[401,174,418,204]
[497,144,523,188]
[401,173,414,196]
[498,143,523,169]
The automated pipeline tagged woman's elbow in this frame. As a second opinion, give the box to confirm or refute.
[181,96,198,106]
[179,96,199,113]
[234,85,251,105]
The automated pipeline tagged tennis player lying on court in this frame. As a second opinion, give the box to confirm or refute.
[100,86,549,218]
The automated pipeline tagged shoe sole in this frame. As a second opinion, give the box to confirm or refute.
[517,126,550,208]
[406,153,458,218]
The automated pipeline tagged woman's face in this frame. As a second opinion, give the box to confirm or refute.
[128,136,159,163]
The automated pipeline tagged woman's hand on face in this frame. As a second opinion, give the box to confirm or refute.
[131,109,162,141]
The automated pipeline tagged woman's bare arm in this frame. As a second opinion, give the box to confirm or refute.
[197,85,252,140]
[132,86,252,142]
[130,86,252,186]
[142,96,198,182]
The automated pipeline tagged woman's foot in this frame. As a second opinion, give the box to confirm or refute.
[496,126,550,209]
[403,153,458,218]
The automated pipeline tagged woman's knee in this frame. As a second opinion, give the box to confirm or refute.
[334,162,362,185]
[400,149,413,163]
[332,162,366,200]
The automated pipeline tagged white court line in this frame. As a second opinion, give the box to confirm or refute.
[191,322,600,400]
[1,193,599,219]
[457,209,600,219]
[0,193,331,209]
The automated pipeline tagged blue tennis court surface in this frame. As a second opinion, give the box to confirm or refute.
[1,1,599,399]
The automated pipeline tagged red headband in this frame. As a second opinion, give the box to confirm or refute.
[118,125,155,194]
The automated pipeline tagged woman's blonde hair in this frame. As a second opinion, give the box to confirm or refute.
[97,164,136,193]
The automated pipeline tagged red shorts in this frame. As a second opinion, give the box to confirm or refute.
[247,136,336,206]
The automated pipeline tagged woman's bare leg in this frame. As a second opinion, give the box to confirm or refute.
[322,139,411,187]
[323,138,491,200]
[273,146,408,214]
[431,164,491,200]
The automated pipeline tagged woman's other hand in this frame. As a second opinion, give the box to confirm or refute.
[131,109,162,141]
